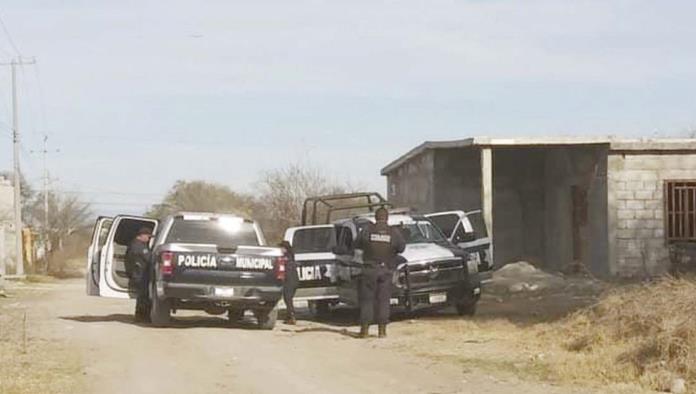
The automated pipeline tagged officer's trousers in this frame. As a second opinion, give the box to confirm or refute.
[358,264,392,325]
[129,264,150,319]
[283,276,298,318]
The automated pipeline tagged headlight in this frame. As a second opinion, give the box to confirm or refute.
[392,270,405,288]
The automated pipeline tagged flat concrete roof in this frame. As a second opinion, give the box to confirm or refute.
[381,136,696,175]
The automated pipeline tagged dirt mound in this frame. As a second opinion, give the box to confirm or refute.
[554,278,696,391]
[490,261,567,294]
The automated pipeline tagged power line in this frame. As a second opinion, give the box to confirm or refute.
[30,135,59,244]
[58,189,164,197]
[17,60,40,138]
[77,201,157,207]
[0,10,20,56]
[31,63,47,133]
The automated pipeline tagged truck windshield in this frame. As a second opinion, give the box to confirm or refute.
[165,219,260,246]
[397,221,448,244]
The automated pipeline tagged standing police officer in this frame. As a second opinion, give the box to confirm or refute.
[355,207,405,338]
[125,227,153,323]
[279,240,299,325]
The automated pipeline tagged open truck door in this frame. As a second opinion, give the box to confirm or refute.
[86,216,113,296]
[98,215,158,299]
[426,210,493,276]
[283,224,342,309]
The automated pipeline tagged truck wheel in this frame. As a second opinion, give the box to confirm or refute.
[456,298,478,316]
[228,308,245,323]
[308,300,331,317]
[150,283,172,327]
[254,307,278,330]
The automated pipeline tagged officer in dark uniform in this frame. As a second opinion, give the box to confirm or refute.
[355,207,405,338]
[125,227,153,323]
[279,241,299,325]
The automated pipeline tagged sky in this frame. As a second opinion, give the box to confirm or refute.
[0,0,695,216]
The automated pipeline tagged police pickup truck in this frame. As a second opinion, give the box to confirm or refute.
[284,193,481,316]
[426,210,493,284]
[86,212,285,329]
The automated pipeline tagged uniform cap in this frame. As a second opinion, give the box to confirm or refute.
[137,227,153,236]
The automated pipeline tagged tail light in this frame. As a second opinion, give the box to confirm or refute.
[274,256,287,281]
[160,251,174,277]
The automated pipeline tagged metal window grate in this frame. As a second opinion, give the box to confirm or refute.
[665,180,696,243]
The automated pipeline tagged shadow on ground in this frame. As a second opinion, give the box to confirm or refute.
[288,282,606,329]
[61,276,607,331]
[60,314,265,330]
[287,326,360,339]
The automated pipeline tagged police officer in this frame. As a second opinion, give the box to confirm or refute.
[355,207,405,338]
[279,240,299,325]
[125,227,153,323]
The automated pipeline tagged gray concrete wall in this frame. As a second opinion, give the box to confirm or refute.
[607,152,696,277]
[433,148,481,211]
[0,177,15,274]
[492,148,546,266]
[543,147,608,274]
[387,150,436,213]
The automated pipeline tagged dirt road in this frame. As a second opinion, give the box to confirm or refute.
[1,279,626,394]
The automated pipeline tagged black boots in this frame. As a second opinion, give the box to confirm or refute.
[358,324,387,338]
[359,324,369,338]
[378,324,387,338]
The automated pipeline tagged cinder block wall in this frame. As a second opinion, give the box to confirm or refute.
[0,179,16,273]
[608,153,696,276]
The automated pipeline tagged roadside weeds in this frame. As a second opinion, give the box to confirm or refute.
[0,288,83,394]
[389,278,696,393]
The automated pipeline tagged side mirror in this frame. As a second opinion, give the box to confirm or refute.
[457,232,476,243]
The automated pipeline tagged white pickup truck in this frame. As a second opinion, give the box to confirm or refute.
[282,193,483,316]
[426,210,493,284]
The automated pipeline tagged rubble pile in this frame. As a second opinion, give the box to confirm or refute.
[488,261,568,294]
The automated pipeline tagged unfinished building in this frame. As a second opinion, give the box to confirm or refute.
[382,137,696,277]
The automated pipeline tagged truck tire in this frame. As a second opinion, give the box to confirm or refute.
[254,307,277,330]
[150,283,172,327]
[456,298,478,316]
[228,308,245,323]
[308,300,331,317]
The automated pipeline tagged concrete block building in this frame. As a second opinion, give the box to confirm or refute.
[381,137,696,277]
[0,176,16,275]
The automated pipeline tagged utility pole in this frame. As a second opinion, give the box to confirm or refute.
[1,57,36,276]
[31,135,59,271]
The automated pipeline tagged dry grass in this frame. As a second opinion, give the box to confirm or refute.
[543,278,696,391]
[0,300,83,393]
[387,277,696,392]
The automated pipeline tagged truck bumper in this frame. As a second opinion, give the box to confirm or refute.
[393,284,480,310]
[159,282,282,305]
[479,270,493,285]
[294,286,340,302]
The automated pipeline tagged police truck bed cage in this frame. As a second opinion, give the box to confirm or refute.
[301,192,393,225]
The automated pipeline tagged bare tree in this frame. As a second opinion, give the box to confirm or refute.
[255,162,354,243]
[146,180,255,220]
[23,192,92,273]
[28,192,92,251]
